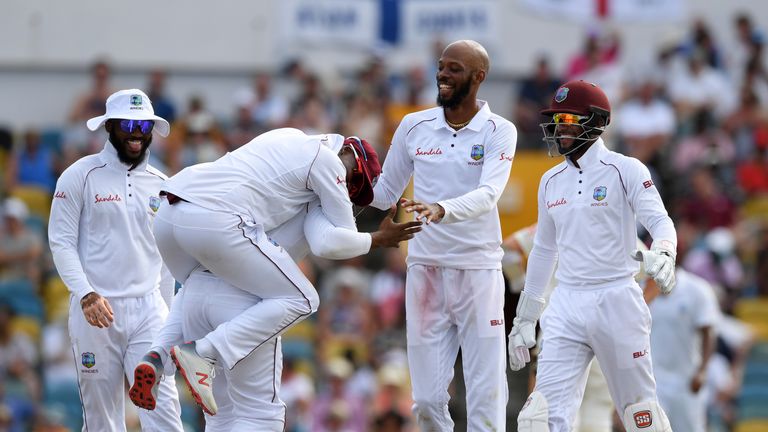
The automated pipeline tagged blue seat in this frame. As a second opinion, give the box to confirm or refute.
[40,128,63,154]
[44,381,83,431]
[0,279,35,297]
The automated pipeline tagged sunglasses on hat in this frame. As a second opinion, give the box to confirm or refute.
[117,119,155,134]
[552,113,587,125]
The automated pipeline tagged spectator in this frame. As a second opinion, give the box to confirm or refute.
[616,79,676,165]
[146,69,177,124]
[514,56,561,150]
[0,198,43,284]
[673,109,736,174]
[668,50,736,122]
[4,129,59,195]
[281,357,314,432]
[166,95,226,173]
[312,357,368,432]
[736,127,768,196]
[677,166,738,230]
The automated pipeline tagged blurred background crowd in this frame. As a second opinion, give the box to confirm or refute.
[1,2,768,432]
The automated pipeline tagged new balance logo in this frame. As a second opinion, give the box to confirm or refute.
[196,372,210,387]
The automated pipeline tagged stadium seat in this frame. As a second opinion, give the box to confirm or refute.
[734,299,768,341]
[44,381,83,432]
[736,419,768,432]
[10,185,52,221]
[40,128,63,154]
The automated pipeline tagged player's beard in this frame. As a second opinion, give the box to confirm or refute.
[436,78,472,109]
[109,130,152,168]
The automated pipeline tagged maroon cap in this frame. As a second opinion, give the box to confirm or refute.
[344,137,381,206]
[541,80,611,119]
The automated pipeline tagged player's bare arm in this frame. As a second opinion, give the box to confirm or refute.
[399,197,445,224]
[80,292,114,328]
[370,205,423,248]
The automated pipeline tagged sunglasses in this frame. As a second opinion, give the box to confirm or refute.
[117,119,155,134]
[552,113,587,125]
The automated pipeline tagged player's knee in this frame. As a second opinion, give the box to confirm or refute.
[518,391,550,432]
[412,396,448,421]
[622,400,672,432]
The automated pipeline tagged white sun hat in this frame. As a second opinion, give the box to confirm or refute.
[86,89,171,137]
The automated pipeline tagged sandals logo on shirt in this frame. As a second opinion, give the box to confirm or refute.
[81,352,95,368]
[130,94,143,106]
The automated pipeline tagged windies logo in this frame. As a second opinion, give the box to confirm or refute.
[593,186,607,201]
[554,87,569,103]
[633,410,652,428]
[470,144,484,161]
[82,352,95,368]
[149,196,161,213]
[130,95,143,106]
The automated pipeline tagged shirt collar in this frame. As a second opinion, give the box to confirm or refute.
[566,138,607,170]
[436,100,491,131]
[100,140,150,171]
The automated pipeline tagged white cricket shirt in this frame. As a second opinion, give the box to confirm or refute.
[267,199,372,262]
[371,101,517,269]
[49,142,172,301]
[650,269,719,381]
[524,139,677,296]
[163,128,356,233]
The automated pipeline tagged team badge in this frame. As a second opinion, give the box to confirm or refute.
[130,94,143,106]
[633,410,652,428]
[593,186,607,201]
[149,196,161,212]
[554,87,569,103]
[470,144,484,161]
[82,352,95,369]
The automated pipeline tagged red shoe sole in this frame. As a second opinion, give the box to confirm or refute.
[170,347,216,416]
[129,363,158,410]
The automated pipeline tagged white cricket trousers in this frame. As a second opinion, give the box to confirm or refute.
[69,290,183,432]
[153,199,319,369]
[534,279,664,432]
[405,265,508,432]
[573,359,613,432]
[179,270,285,431]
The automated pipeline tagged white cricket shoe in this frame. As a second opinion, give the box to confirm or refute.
[171,342,218,415]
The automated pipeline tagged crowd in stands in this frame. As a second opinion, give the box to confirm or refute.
[0,12,767,432]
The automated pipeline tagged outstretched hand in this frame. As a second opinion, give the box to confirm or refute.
[400,198,445,224]
[370,205,423,248]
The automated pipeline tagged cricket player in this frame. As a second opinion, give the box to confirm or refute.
[504,224,659,432]
[131,196,419,430]
[650,267,719,431]
[135,129,408,428]
[508,80,677,432]
[370,40,517,431]
[48,89,183,431]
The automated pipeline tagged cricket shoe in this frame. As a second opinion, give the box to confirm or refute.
[129,351,164,410]
[171,342,218,415]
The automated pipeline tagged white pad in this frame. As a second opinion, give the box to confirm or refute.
[518,391,549,432]
[622,401,672,431]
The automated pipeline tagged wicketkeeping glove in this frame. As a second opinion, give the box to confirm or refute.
[631,240,676,294]
[508,291,546,371]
